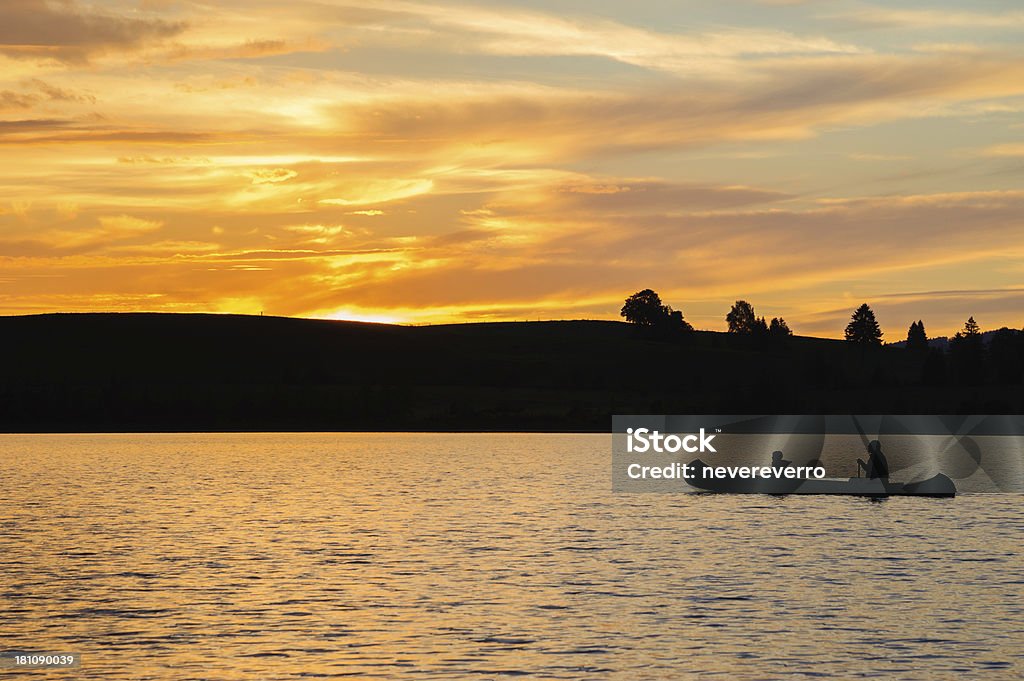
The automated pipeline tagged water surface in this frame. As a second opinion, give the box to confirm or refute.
[1,433,1021,679]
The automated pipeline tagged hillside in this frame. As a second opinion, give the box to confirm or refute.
[0,313,1021,432]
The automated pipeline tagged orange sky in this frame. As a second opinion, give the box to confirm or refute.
[1,0,1023,338]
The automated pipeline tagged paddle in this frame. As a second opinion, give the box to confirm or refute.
[852,415,870,478]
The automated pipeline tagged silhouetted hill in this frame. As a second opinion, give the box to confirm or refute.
[0,313,1021,432]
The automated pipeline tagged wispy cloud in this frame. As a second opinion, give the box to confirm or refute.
[0,0,185,62]
[836,7,1024,29]
[386,2,865,75]
[980,143,1024,157]
[319,51,1024,162]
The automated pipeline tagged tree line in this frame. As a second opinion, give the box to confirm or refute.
[620,288,1024,384]
[621,289,791,339]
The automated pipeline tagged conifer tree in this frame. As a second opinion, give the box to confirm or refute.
[845,304,883,345]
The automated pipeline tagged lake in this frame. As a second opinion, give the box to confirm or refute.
[1,433,1021,679]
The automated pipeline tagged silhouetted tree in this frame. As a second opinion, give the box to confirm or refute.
[845,304,883,345]
[906,320,928,352]
[621,289,668,327]
[753,316,769,337]
[665,307,694,333]
[950,316,985,386]
[726,300,757,334]
[769,317,793,337]
[621,289,692,334]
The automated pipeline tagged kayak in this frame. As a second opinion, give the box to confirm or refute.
[686,459,956,498]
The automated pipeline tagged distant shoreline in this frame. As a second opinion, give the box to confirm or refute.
[0,312,1020,432]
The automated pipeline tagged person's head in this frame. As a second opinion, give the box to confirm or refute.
[771,450,784,463]
[868,440,882,455]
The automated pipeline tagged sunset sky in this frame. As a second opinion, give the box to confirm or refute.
[2,0,1023,337]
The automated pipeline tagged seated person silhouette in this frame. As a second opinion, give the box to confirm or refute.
[857,440,890,480]
[770,450,792,471]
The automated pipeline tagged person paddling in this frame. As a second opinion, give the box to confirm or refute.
[770,450,792,471]
[857,440,890,480]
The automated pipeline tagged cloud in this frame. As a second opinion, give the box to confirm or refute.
[118,155,212,165]
[848,152,911,161]
[0,128,215,145]
[162,37,331,63]
[0,0,186,62]
[981,144,1024,157]
[61,214,164,248]
[2,180,1022,335]
[220,185,1024,329]
[0,90,38,110]
[835,7,1024,29]
[0,79,95,112]
[248,168,298,184]
[284,223,348,244]
[361,2,864,76]
[324,51,1024,162]
[547,179,791,212]
[174,1,861,76]
[0,118,72,133]
[0,214,166,254]
[319,179,434,206]
[26,78,96,103]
